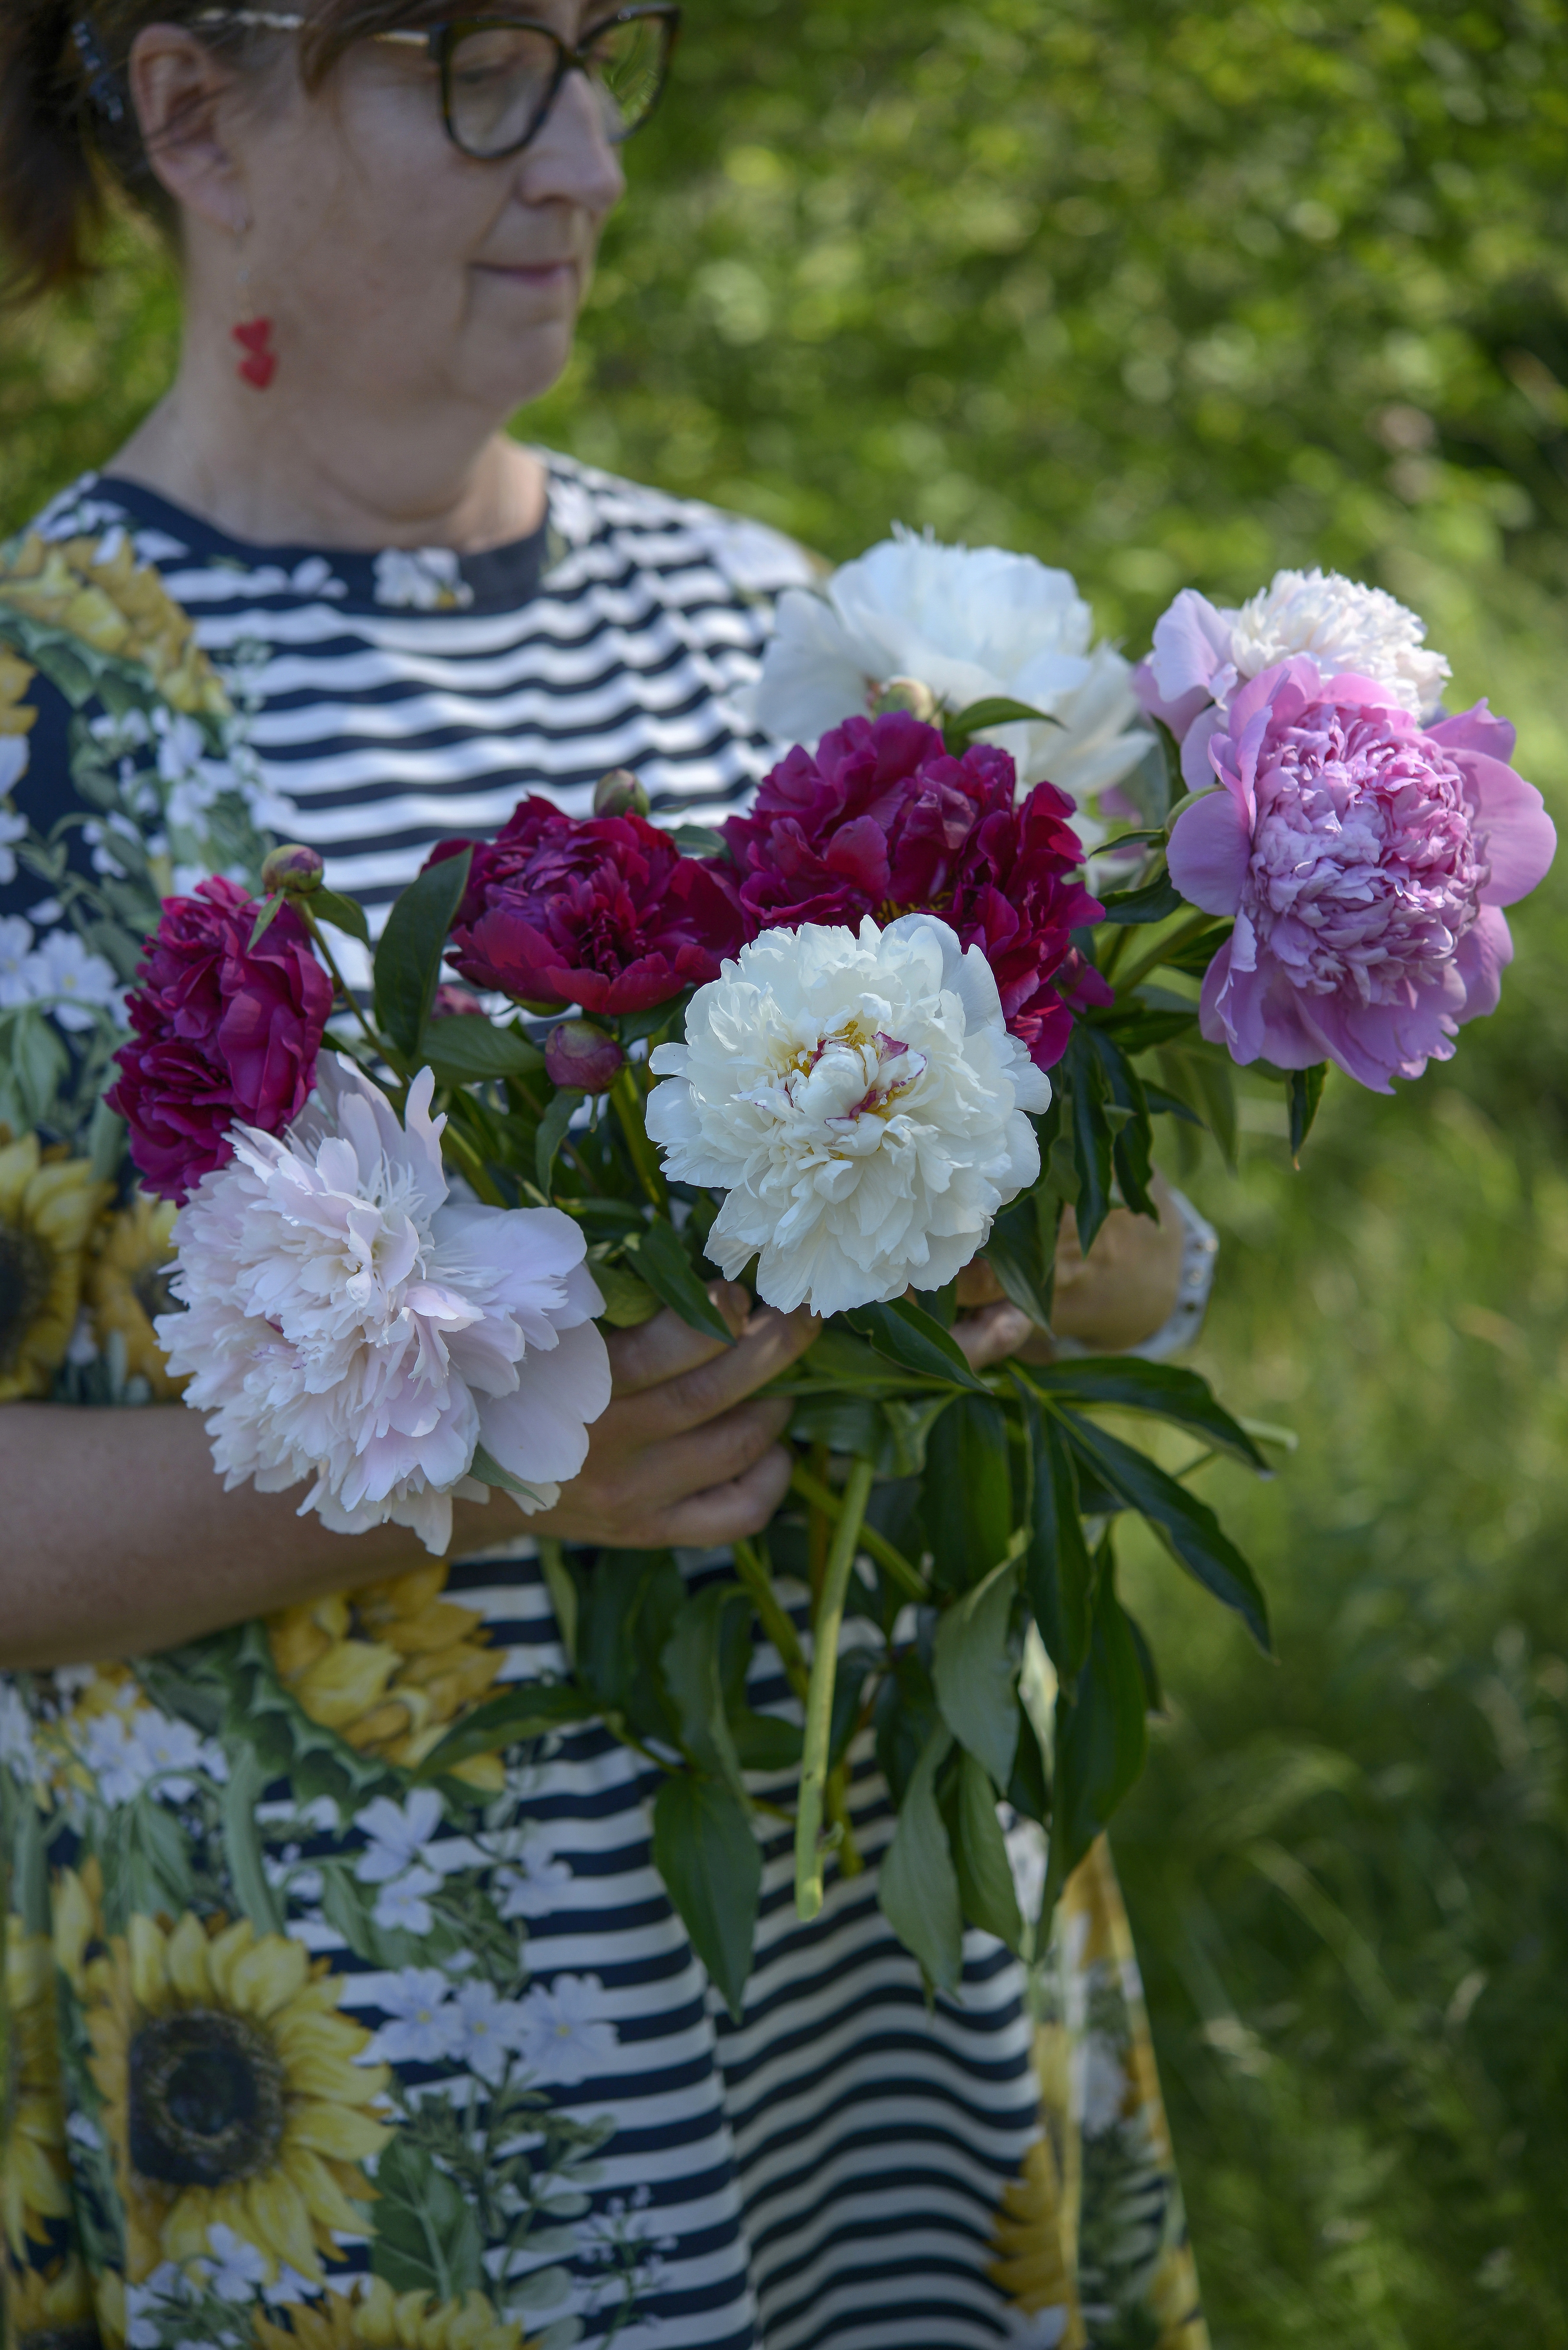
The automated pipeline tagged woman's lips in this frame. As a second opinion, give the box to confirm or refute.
[476,259,578,289]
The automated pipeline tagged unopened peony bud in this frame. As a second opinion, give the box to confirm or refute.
[545,1019,625,1093]
[592,767,650,818]
[261,843,325,896]
[432,983,485,1018]
[867,676,941,725]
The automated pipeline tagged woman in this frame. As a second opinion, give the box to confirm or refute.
[0,6,1207,2346]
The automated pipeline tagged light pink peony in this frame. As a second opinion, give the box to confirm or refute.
[1167,658,1555,1091]
[158,1055,611,1554]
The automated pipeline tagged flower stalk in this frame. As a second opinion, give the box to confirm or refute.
[610,1062,668,1210]
[794,1454,875,1922]
[732,1536,809,1703]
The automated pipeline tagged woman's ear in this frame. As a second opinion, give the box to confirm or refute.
[127,23,251,234]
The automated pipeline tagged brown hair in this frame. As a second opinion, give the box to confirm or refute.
[0,0,450,298]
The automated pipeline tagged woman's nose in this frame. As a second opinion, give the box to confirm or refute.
[516,67,627,216]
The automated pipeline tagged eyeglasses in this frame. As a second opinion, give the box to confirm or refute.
[198,7,681,160]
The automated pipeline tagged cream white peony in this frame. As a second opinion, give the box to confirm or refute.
[1228,568,1450,717]
[1147,568,1450,750]
[157,1054,611,1555]
[645,915,1051,1317]
[742,527,1153,808]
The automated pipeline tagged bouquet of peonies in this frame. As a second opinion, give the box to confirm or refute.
[98,536,1554,2011]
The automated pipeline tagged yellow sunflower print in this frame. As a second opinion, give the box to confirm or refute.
[2,1924,74,2263]
[84,1193,187,1400]
[268,1567,508,1791]
[254,2276,540,2350]
[0,1137,110,1403]
[72,1885,393,2287]
[0,644,38,738]
[0,534,229,719]
[3,2250,101,2350]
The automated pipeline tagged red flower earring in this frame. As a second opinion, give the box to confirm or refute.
[232,232,276,389]
[232,316,278,390]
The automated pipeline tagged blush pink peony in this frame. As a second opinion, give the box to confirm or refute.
[109,875,333,1202]
[1167,658,1556,1090]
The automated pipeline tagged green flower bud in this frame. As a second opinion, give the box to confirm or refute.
[593,768,651,818]
[260,843,325,896]
[867,676,941,725]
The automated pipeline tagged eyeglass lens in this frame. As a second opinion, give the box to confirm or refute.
[445,15,670,158]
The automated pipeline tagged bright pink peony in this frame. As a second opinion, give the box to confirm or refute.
[433,798,742,1015]
[109,875,333,1201]
[1167,658,1556,1091]
[723,712,1107,1069]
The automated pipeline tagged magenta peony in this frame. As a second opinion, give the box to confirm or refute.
[109,876,333,1202]
[434,799,742,1015]
[1167,659,1556,1091]
[722,712,1106,1070]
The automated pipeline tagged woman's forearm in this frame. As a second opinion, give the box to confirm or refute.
[0,1405,497,1669]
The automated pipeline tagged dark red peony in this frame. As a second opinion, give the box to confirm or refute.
[432,798,743,1015]
[723,712,1108,1068]
[109,876,333,1202]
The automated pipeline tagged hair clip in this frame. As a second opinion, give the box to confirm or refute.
[71,16,127,123]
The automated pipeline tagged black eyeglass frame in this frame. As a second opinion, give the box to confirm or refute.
[198,6,681,160]
[405,5,681,160]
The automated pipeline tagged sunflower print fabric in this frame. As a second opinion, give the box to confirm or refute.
[2,509,1209,2350]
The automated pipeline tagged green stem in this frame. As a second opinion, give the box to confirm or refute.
[794,1455,875,1922]
[301,904,388,1063]
[790,1462,927,1602]
[440,1120,507,1208]
[537,1538,578,1666]
[733,1537,810,1702]
[1114,908,1214,998]
[610,1062,668,1210]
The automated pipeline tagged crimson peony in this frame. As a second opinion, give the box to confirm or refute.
[723,712,1106,1069]
[109,876,332,1202]
[433,799,742,1015]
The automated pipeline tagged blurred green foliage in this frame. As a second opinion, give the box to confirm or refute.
[6,0,1568,2338]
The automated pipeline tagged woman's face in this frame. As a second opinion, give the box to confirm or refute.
[203,3,627,428]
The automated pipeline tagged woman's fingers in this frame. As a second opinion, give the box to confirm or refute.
[621,1303,817,1440]
[605,1285,752,1398]
[650,1442,797,1550]
[952,1298,1036,1371]
[615,1395,796,1512]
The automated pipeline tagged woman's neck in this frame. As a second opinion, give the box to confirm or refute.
[109,362,548,555]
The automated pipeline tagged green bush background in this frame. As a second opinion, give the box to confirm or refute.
[6,0,1568,2337]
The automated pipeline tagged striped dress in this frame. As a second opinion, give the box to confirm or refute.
[0,453,1206,2350]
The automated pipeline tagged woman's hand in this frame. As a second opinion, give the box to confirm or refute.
[954,1169,1187,1358]
[527,1285,818,1550]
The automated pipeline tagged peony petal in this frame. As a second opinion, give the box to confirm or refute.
[1454,752,1557,906]
[1168,789,1251,917]
[1425,697,1517,765]
[477,1319,612,1490]
[1452,904,1514,1024]
[1148,588,1232,706]
[1178,704,1226,795]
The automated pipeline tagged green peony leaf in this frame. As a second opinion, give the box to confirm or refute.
[372,846,471,1064]
[932,1552,1022,1790]
[652,1773,762,2021]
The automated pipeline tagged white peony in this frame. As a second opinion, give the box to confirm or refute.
[645,915,1050,1317]
[742,526,1153,808]
[1226,567,1450,718]
[1150,567,1451,727]
[158,1053,611,1556]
